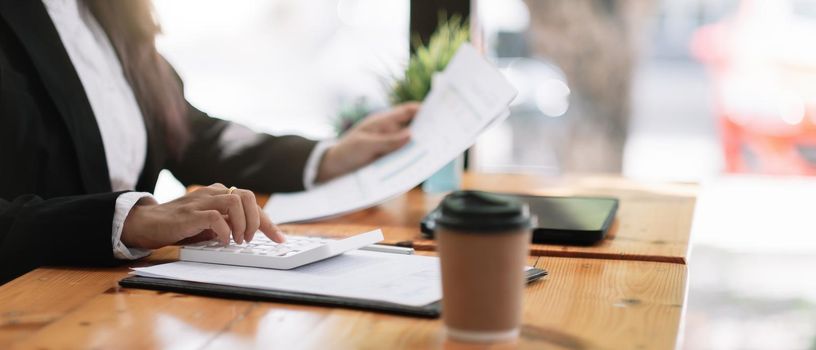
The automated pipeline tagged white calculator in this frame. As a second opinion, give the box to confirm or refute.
[179,229,384,270]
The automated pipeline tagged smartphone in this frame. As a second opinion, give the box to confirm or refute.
[421,193,618,245]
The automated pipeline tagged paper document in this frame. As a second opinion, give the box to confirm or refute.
[132,250,442,307]
[264,44,517,223]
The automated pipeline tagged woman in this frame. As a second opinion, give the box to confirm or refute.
[0,0,418,284]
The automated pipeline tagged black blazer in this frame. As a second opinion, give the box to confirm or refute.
[0,1,318,284]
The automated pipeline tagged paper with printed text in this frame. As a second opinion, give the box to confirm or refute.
[264,44,517,223]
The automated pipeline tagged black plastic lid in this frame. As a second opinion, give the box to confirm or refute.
[435,190,532,232]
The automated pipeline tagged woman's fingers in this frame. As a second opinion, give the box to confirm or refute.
[358,103,418,133]
[194,210,232,245]
[193,194,247,244]
[259,207,285,243]
[187,183,227,198]
[371,129,411,156]
[393,102,419,124]
[222,194,247,245]
[234,189,261,242]
[377,103,419,132]
[175,230,216,245]
[183,184,266,244]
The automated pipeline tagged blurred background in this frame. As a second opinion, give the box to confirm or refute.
[151,0,816,348]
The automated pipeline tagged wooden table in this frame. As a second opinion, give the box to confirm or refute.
[0,173,694,349]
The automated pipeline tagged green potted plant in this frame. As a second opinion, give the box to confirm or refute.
[390,14,469,105]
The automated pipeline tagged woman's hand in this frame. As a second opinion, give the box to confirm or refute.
[121,183,284,249]
[316,102,420,183]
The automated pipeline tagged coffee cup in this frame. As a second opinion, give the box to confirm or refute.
[435,190,532,343]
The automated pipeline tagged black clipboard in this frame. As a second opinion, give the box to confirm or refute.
[119,267,548,318]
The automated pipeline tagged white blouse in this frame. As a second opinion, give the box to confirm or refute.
[42,0,329,260]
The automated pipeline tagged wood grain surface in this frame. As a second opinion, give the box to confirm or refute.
[1,251,686,350]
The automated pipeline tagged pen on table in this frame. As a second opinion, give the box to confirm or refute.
[359,243,415,255]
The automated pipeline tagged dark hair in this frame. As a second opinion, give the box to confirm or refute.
[84,0,189,158]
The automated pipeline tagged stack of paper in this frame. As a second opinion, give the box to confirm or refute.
[264,44,518,223]
[132,250,443,307]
